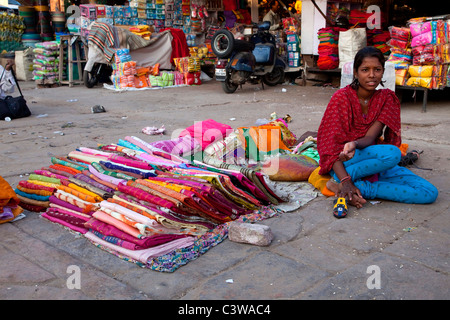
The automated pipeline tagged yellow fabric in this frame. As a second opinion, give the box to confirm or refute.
[408,65,433,77]
[308,167,334,197]
[0,175,20,209]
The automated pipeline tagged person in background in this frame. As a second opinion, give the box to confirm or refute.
[317,46,438,209]
[263,0,281,31]
[0,59,16,99]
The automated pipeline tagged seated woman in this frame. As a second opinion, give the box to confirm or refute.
[0,59,16,99]
[317,46,438,209]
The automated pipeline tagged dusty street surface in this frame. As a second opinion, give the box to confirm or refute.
[1,79,449,302]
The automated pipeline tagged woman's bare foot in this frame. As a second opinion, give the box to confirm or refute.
[326,179,339,194]
[347,194,367,209]
[327,178,367,209]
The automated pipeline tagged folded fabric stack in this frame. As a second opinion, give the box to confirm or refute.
[317,27,343,70]
[15,170,63,212]
[32,41,60,85]
[19,119,294,272]
[367,29,391,57]
[1,176,24,224]
[407,19,450,89]
[348,9,371,28]
[387,26,412,86]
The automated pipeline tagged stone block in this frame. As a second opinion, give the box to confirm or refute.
[228,222,273,246]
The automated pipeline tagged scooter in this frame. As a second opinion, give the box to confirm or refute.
[211,21,286,93]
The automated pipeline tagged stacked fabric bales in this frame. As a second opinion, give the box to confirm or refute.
[32,41,60,85]
[367,29,391,57]
[15,172,59,212]
[387,26,412,86]
[17,120,292,272]
[317,27,343,70]
[388,18,450,89]
[407,18,450,89]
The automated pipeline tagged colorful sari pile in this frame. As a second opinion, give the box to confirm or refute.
[317,27,344,70]
[16,120,303,272]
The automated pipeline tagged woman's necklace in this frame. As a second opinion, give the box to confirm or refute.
[358,93,373,119]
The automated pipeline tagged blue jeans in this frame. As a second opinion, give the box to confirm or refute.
[330,145,438,204]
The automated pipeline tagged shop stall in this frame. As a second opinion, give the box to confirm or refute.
[299,0,450,111]
[6,0,306,88]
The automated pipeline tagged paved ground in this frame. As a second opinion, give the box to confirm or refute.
[0,78,449,304]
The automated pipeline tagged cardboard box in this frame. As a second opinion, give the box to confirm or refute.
[80,4,97,19]
[96,5,106,18]
[288,51,300,60]
[288,58,300,67]
[286,34,300,44]
[287,42,300,52]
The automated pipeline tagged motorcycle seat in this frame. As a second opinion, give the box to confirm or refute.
[234,40,255,53]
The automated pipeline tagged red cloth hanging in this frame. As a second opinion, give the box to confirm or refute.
[161,28,190,64]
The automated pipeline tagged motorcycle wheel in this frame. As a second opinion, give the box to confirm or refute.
[211,29,235,59]
[83,70,99,88]
[222,76,238,93]
[263,66,285,86]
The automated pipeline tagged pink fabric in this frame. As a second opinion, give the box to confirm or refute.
[85,231,195,263]
[85,218,189,250]
[34,169,68,181]
[92,210,143,239]
[109,154,152,170]
[125,136,188,163]
[179,119,233,150]
[149,135,200,156]
[411,31,433,47]
[410,22,432,38]
[42,212,88,234]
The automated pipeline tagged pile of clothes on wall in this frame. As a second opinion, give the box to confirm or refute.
[13,118,323,272]
[388,17,450,89]
[317,27,344,70]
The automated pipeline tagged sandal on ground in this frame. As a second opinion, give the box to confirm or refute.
[398,150,432,170]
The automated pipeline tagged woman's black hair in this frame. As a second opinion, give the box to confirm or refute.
[350,46,386,89]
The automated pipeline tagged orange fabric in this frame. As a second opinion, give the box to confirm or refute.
[107,197,158,221]
[399,143,409,156]
[56,185,98,203]
[0,175,20,210]
[16,185,53,197]
[238,124,291,153]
